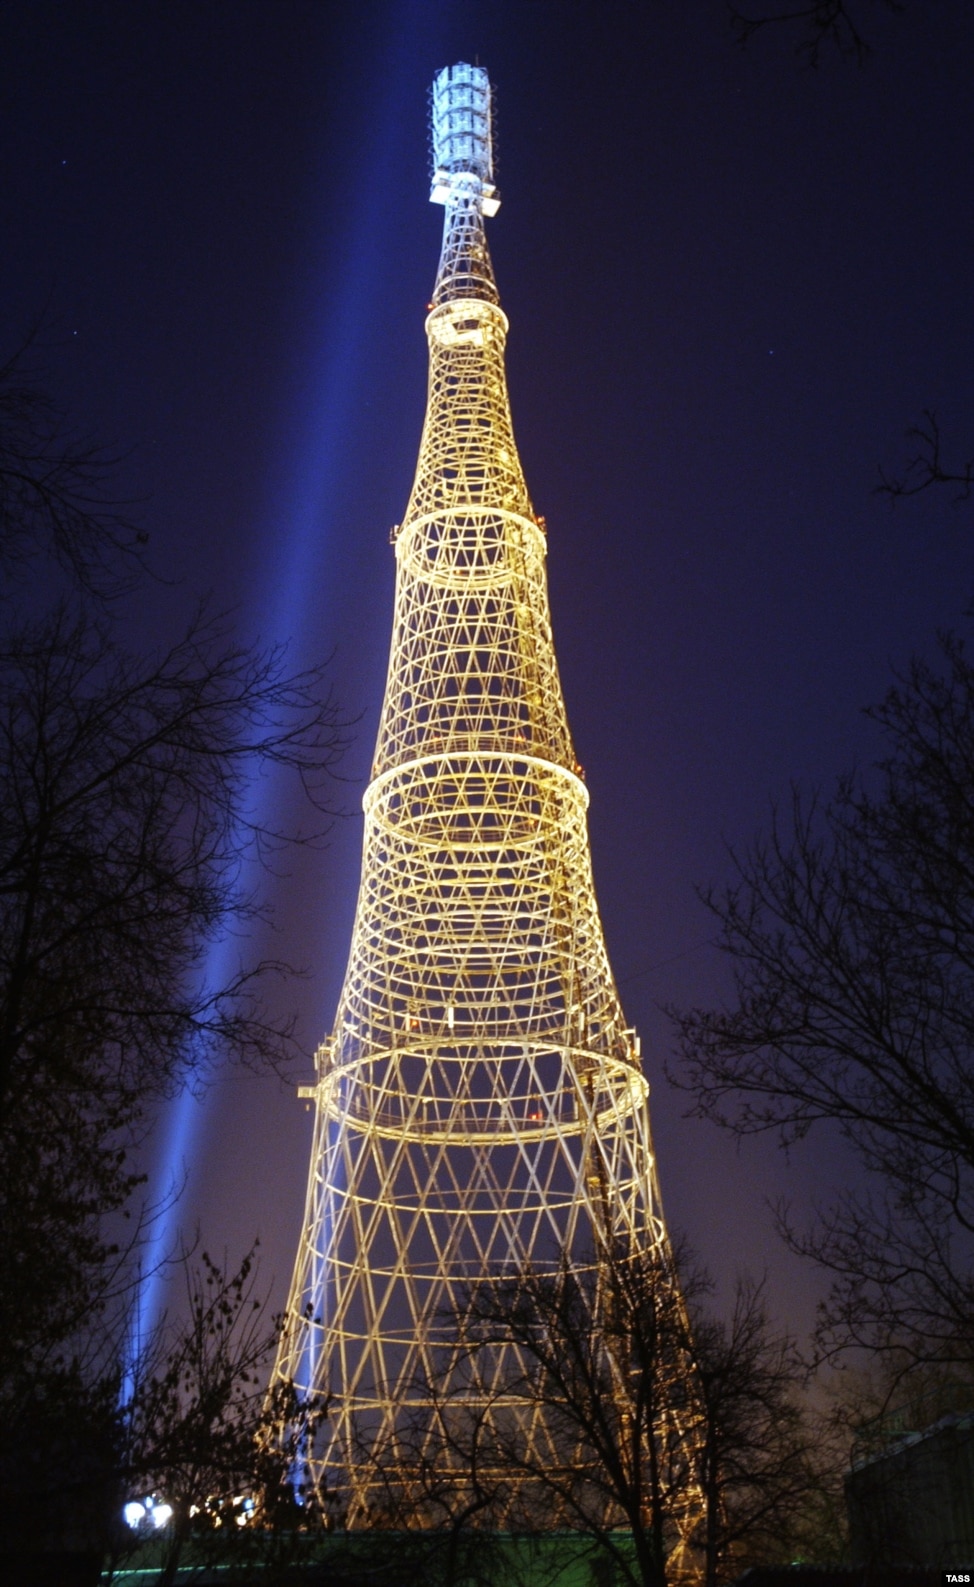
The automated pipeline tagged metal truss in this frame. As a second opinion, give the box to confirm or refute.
[275,63,697,1551]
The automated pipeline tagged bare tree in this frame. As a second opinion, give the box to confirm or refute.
[689,1276,836,1583]
[0,356,347,1569]
[428,1246,827,1586]
[113,1246,326,1587]
[673,637,974,1380]
[0,607,345,1564]
[447,1246,700,1587]
[0,604,345,1365]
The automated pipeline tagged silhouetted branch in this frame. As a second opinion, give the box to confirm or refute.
[0,341,149,597]
[115,1244,328,1583]
[672,637,974,1374]
[728,0,904,66]
[877,410,974,505]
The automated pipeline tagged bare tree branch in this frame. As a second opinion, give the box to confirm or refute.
[672,637,974,1375]
[0,341,149,598]
[0,367,349,1568]
[112,1244,327,1584]
[396,1244,837,1586]
[877,409,974,505]
[728,0,904,66]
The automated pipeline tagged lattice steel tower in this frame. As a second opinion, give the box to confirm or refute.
[277,63,675,1517]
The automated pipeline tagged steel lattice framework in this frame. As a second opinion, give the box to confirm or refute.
[275,63,691,1532]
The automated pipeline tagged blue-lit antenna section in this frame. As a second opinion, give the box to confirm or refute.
[429,61,499,206]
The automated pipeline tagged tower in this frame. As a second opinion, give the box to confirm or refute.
[277,63,681,1525]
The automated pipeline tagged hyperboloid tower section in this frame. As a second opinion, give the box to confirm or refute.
[276,63,683,1523]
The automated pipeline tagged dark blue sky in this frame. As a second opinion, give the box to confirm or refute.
[3,0,972,1337]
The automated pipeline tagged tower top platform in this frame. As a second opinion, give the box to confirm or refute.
[430,62,500,216]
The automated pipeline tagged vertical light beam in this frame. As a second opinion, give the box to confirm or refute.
[126,1,427,1372]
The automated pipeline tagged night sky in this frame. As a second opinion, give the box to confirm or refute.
[3,0,973,1342]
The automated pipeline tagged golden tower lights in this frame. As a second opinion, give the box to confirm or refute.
[276,62,683,1527]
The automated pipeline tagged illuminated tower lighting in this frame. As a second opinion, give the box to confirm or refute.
[276,62,693,1539]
